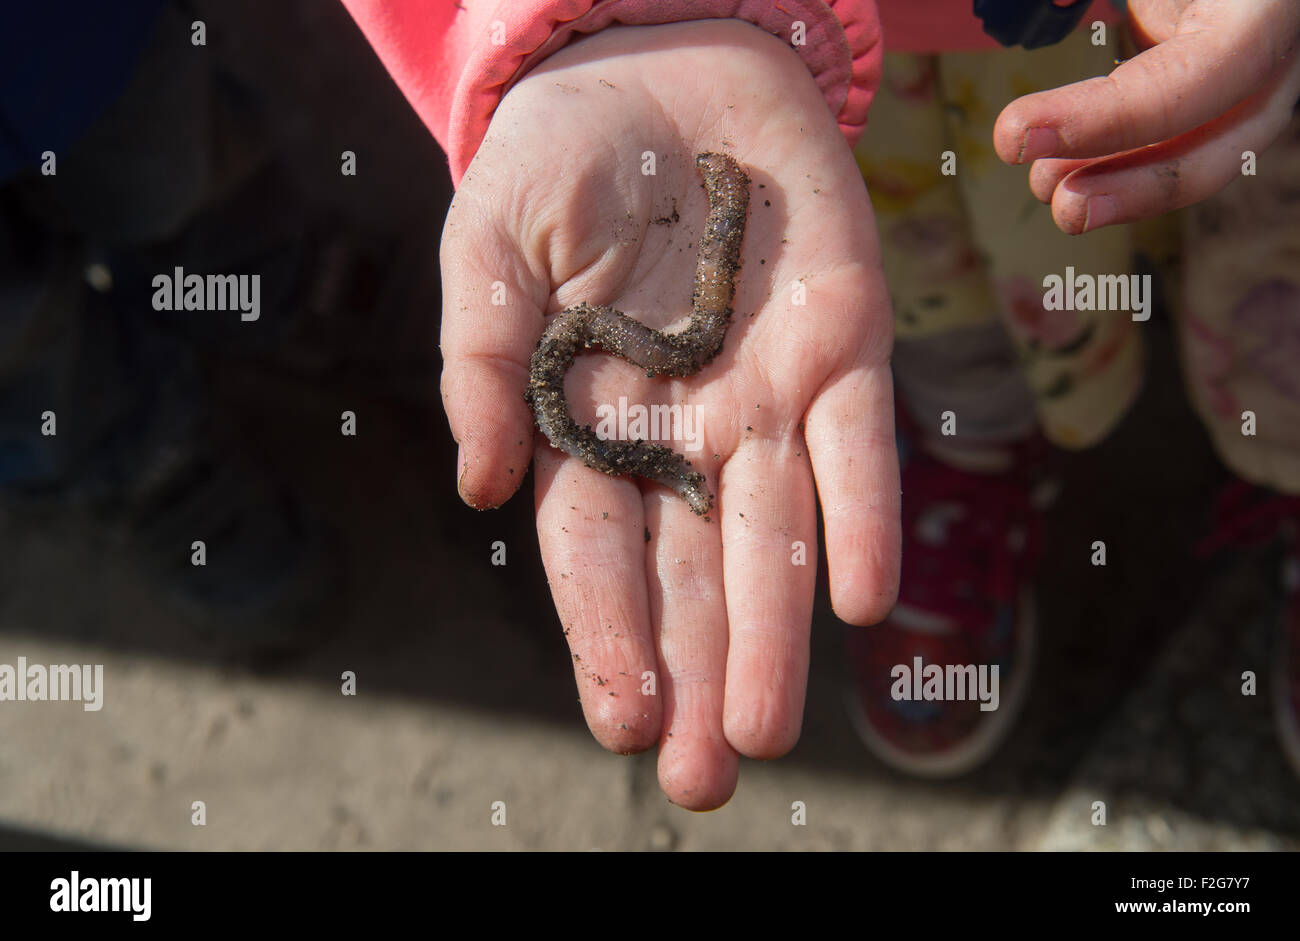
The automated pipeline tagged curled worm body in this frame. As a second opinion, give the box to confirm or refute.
[525,152,751,517]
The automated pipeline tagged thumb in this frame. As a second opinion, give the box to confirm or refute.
[439,191,545,509]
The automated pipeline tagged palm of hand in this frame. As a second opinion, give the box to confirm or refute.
[439,20,899,808]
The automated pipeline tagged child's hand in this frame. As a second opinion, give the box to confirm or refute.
[439,19,899,810]
[994,0,1300,233]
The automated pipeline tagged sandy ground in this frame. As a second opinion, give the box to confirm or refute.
[2,340,1297,850]
[2,0,1298,851]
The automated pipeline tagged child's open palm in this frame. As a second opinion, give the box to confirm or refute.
[438,20,899,809]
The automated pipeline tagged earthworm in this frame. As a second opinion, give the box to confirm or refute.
[525,152,750,517]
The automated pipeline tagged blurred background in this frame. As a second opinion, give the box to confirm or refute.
[1,0,1297,850]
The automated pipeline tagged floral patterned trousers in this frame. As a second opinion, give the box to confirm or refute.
[857,30,1300,493]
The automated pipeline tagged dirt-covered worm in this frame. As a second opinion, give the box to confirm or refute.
[524,152,750,517]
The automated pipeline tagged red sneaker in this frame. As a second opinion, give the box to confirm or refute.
[845,441,1046,777]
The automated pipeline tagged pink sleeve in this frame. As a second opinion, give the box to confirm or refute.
[340,0,883,187]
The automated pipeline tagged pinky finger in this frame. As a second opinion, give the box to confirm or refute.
[803,362,901,627]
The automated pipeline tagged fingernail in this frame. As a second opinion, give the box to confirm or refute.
[1017,127,1059,164]
[1083,194,1118,233]
[456,445,471,501]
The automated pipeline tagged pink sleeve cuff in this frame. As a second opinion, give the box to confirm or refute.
[342,0,882,187]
